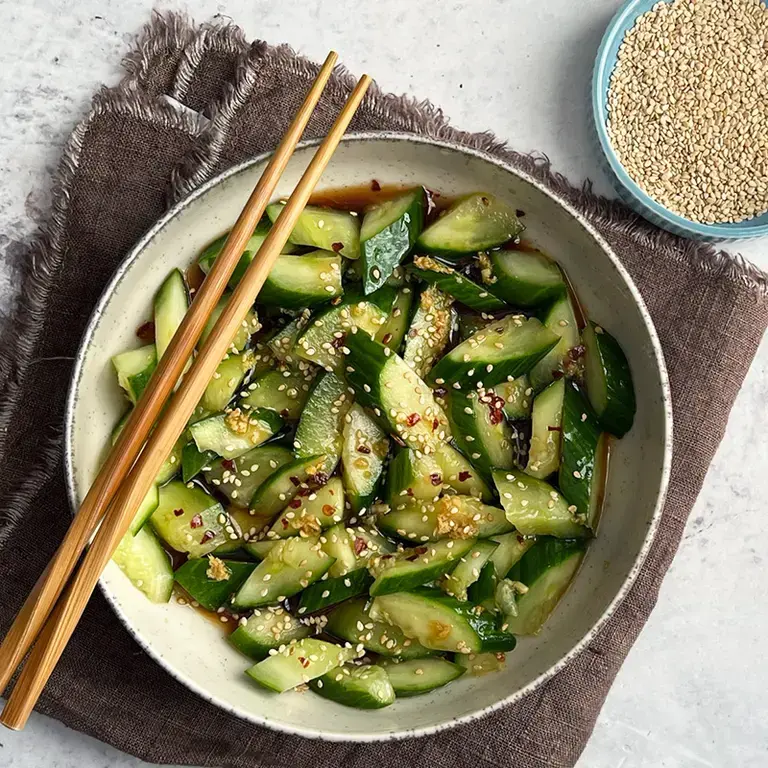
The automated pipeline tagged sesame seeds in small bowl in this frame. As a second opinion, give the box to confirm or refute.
[592,0,768,241]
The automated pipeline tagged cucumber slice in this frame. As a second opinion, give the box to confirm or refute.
[311,663,395,709]
[402,285,455,377]
[468,532,536,608]
[368,538,476,596]
[258,251,343,308]
[385,447,443,504]
[583,321,635,437]
[246,638,359,693]
[112,345,156,404]
[240,367,315,421]
[487,249,565,307]
[408,256,507,312]
[341,404,389,513]
[493,374,533,421]
[360,187,426,293]
[428,315,559,389]
[525,378,564,479]
[381,657,465,696]
[325,598,434,659]
[322,523,358,578]
[375,287,414,352]
[154,269,189,362]
[174,557,256,611]
[188,408,282,459]
[529,292,581,391]
[112,525,173,603]
[199,293,259,353]
[248,454,328,522]
[201,349,256,413]
[433,442,493,501]
[232,535,334,609]
[344,331,451,451]
[203,444,293,506]
[181,442,217,483]
[445,388,514,480]
[457,312,488,341]
[297,567,373,614]
[454,651,506,676]
[294,373,353,475]
[416,193,524,258]
[439,539,499,600]
[229,606,311,660]
[295,295,389,374]
[504,537,586,634]
[150,481,236,557]
[558,382,609,529]
[493,469,588,539]
[379,495,512,543]
[268,316,311,364]
[266,477,345,539]
[128,484,159,535]
[266,202,360,259]
[371,588,516,653]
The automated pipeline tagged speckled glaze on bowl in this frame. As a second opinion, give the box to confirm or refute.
[65,134,672,742]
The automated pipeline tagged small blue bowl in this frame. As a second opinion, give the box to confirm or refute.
[592,0,768,242]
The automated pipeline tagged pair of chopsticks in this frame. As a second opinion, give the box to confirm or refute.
[0,51,371,730]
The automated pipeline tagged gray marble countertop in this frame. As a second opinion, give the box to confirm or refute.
[1,1,766,766]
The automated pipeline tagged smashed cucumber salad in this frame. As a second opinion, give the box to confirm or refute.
[109,187,635,708]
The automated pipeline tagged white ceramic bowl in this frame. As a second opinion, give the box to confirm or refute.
[65,134,672,741]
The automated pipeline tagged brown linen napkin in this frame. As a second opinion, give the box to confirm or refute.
[1,14,766,768]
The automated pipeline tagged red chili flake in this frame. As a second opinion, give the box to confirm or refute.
[547,425,563,432]
[289,476,302,487]
[380,554,394,560]
[426,187,441,199]
[331,333,346,349]
[458,470,472,482]
[432,418,440,430]
[415,546,428,555]
[190,514,203,528]
[516,209,526,217]
[280,408,291,418]
[370,179,381,192]
[381,332,393,345]
[406,488,414,497]
[481,196,490,206]
[281,517,291,528]
[309,471,329,488]
[429,473,442,486]
[173,508,185,517]
[568,344,586,361]
[201,530,215,543]
[405,552,420,562]
[322,504,336,517]
[331,295,343,305]
[331,242,344,253]
[297,486,312,497]
[357,444,371,455]
[136,321,155,342]
[552,370,565,380]
[489,408,504,426]
[298,656,310,668]
[516,534,526,544]
[289,497,303,509]
[404,412,420,427]
[221,459,236,471]
[354,537,367,555]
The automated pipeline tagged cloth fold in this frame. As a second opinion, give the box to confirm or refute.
[0,13,765,768]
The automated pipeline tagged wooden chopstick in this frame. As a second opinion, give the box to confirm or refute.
[0,51,338,699]
[0,72,372,730]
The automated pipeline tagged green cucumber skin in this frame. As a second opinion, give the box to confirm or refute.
[266,202,361,259]
[583,322,636,437]
[324,598,434,659]
[111,346,157,405]
[229,608,311,660]
[525,378,565,479]
[375,287,414,352]
[294,373,353,475]
[558,382,602,528]
[112,526,174,603]
[297,568,374,614]
[189,409,283,460]
[488,249,565,307]
[433,442,493,501]
[361,188,426,294]
[494,374,533,421]
[467,560,497,606]
[428,316,560,389]
[402,285,455,378]
[248,454,327,520]
[311,664,395,709]
[257,252,343,309]
[508,537,585,586]
[173,558,256,611]
[385,447,442,504]
[440,539,499,600]
[341,404,389,514]
[181,442,217,483]
[529,292,581,392]
[407,262,508,312]
[381,658,465,697]
[445,390,515,481]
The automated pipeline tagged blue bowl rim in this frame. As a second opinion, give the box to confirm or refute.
[592,0,768,239]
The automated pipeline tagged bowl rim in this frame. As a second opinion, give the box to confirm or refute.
[64,131,673,742]
[592,0,768,239]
